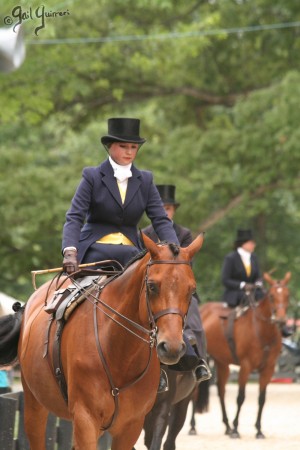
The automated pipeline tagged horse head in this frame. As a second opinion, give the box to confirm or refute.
[263,271,291,325]
[141,233,204,365]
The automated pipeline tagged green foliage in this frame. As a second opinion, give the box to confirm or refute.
[0,0,299,319]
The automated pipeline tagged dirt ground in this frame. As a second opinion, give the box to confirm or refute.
[12,378,299,449]
[134,381,300,450]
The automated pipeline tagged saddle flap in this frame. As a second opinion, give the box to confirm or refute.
[45,275,100,316]
[44,287,76,314]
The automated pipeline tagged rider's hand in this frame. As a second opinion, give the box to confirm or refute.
[63,248,78,274]
[244,283,255,291]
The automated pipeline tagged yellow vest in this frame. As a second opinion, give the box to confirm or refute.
[96,181,133,246]
[96,233,133,246]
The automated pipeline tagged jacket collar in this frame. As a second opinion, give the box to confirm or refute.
[100,159,141,207]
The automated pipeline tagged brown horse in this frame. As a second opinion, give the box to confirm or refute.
[195,271,291,439]
[0,233,204,450]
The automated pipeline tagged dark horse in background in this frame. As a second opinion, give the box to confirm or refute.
[0,234,204,450]
[133,367,198,450]
[193,272,291,439]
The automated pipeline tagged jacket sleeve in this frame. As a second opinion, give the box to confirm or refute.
[62,168,93,251]
[221,254,242,290]
[180,228,193,248]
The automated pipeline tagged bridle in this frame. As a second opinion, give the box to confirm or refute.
[260,282,288,325]
[79,257,193,430]
[145,259,192,330]
[246,282,289,371]
[268,282,289,324]
[250,282,289,325]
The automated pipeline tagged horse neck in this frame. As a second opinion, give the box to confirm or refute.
[255,292,273,319]
[105,256,148,326]
[99,258,153,373]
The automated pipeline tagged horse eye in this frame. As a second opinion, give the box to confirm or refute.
[188,287,196,298]
[147,282,158,295]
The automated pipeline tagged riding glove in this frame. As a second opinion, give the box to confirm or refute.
[244,283,255,291]
[63,249,78,274]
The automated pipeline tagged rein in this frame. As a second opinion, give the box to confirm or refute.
[83,257,192,430]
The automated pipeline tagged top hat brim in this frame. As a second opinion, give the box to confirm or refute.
[235,239,252,246]
[101,135,146,145]
[162,200,180,207]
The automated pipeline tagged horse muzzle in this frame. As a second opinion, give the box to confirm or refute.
[156,338,186,365]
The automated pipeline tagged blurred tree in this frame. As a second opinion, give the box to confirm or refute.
[0,0,299,311]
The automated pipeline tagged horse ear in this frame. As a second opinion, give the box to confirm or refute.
[263,272,274,286]
[283,271,292,285]
[141,232,160,259]
[186,233,205,259]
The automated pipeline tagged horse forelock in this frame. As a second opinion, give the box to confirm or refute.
[157,241,180,257]
[168,243,180,257]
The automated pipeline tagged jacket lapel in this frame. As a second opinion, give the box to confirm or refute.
[124,165,141,207]
[100,159,123,207]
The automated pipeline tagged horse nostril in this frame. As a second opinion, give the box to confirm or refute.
[157,341,169,355]
[156,339,186,365]
[181,341,186,355]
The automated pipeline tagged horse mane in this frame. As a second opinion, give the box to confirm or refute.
[158,241,180,257]
[169,242,180,257]
[124,249,148,269]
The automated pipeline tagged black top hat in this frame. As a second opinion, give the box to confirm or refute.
[101,118,146,146]
[156,185,180,207]
[235,229,255,246]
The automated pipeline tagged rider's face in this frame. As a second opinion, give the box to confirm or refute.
[109,142,139,166]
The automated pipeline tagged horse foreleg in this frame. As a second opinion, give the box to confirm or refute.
[22,378,49,450]
[231,385,245,438]
[189,398,197,435]
[163,396,191,450]
[111,419,144,450]
[143,410,155,449]
[231,363,251,439]
[72,407,99,450]
[144,400,170,450]
[215,363,232,435]
[255,387,266,439]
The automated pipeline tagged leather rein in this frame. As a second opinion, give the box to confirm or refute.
[80,257,192,430]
